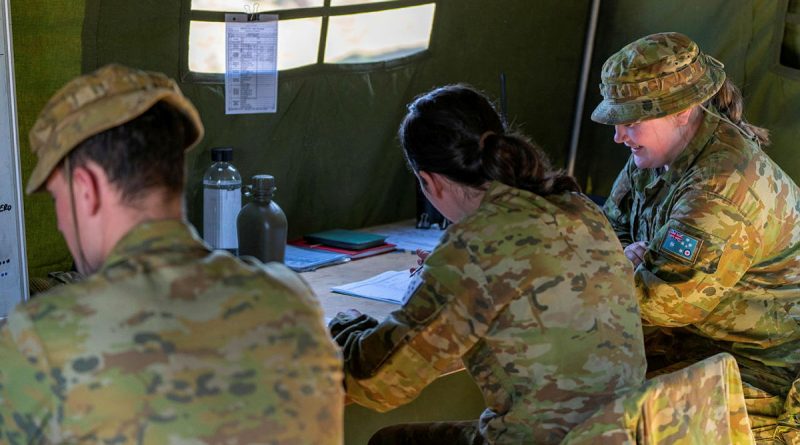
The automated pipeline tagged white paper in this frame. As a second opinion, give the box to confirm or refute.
[365,221,444,252]
[0,5,28,316]
[225,13,278,114]
[332,270,420,305]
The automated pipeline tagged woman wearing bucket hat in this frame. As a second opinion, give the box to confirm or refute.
[594,32,800,442]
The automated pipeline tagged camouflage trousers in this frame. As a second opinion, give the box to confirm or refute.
[368,420,486,445]
[644,328,800,444]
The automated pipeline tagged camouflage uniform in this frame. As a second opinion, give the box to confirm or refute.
[332,181,647,445]
[562,352,755,445]
[4,64,345,444]
[595,32,800,444]
[0,220,344,444]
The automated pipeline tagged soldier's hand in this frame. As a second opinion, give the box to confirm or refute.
[624,241,648,267]
[328,309,378,345]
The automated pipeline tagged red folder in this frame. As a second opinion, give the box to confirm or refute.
[288,238,396,260]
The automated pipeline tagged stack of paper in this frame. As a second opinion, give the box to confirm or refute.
[332,270,417,305]
[284,245,349,272]
[364,221,445,252]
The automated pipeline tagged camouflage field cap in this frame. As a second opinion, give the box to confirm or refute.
[26,64,204,194]
[591,32,726,125]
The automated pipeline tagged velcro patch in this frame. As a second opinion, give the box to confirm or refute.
[659,228,702,264]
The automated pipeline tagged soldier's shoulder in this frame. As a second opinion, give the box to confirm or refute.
[4,278,105,345]
[696,123,758,173]
[232,257,322,313]
[234,256,307,291]
[22,275,104,315]
[681,129,755,193]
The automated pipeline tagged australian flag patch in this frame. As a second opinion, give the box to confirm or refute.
[659,228,702,264]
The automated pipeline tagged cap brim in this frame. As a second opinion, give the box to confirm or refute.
[591,63,726,126]
[26,90,204,194]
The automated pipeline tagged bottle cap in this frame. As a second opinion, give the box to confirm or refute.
[211,147,233,162]
[252,174,276,193]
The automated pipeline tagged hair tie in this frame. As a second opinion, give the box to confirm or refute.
[479,131,496,150]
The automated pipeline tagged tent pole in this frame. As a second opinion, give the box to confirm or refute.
[566,0,601,178]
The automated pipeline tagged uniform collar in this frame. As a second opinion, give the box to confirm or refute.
[481,180,540,205]
[100,219,207,272]
[482,180,514,201]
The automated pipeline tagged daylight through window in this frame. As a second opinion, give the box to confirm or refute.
[187,0,436,74]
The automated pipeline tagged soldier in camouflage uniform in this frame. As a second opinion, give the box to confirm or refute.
[330,84,647,444]
[0,64,343,444]
[593,32,800,444]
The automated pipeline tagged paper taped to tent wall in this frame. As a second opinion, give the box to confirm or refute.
[11,0,800,278]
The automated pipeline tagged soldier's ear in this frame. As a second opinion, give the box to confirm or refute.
[673,107,695,126]
[418,171,445,199]
[70,164,103,217]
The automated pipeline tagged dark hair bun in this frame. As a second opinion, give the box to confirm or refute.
[400,84,580,196]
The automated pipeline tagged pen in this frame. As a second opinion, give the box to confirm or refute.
[409,266,423,278]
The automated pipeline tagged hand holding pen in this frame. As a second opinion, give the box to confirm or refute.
[409,248,430,276]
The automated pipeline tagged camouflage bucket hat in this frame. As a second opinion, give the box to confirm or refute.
[591,32,726,125]
[26,64,205,194]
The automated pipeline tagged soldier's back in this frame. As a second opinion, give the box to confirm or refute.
[0,221,343,444]
[451,184,646,444]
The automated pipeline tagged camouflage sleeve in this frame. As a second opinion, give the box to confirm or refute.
[0,308,56,442]
[635,188,759,326]
[603,160,635,247]
[338,231,497,412]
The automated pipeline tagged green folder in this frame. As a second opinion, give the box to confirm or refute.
[304,229,387,250]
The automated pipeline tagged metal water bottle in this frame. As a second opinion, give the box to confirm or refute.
[237,175,287,263]
[203,147,242,254]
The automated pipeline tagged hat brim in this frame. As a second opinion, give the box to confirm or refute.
[26,90,204,194]
[591,61,726,126]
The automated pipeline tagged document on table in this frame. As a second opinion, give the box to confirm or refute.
[332,269,423,305]
[225,13,278,114]
[365,221,445,252]
[284,245,349,272]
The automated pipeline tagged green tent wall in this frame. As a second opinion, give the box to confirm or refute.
[12,0,84,277]
[81,0,590,245]
[15,0,800,286]
[10,0,800,441]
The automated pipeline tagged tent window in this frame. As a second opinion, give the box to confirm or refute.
[184,0,436,79]
[782,0,800,69]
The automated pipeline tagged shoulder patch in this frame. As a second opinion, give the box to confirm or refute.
[659,228,703,264]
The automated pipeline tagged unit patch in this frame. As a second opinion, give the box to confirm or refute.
[659,228,702,264]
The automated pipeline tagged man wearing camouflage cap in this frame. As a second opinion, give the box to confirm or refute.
[0,64,343,444]
[594,32,800,443]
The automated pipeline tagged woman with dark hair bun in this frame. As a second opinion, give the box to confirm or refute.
[400,84,581,199]
[330,84,646,445]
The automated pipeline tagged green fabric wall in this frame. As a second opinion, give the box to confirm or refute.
[13,0,800,440]
[82,0,590,239]
[22,0,800,282]
[575,0,800,197]
[13,0,84,278]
